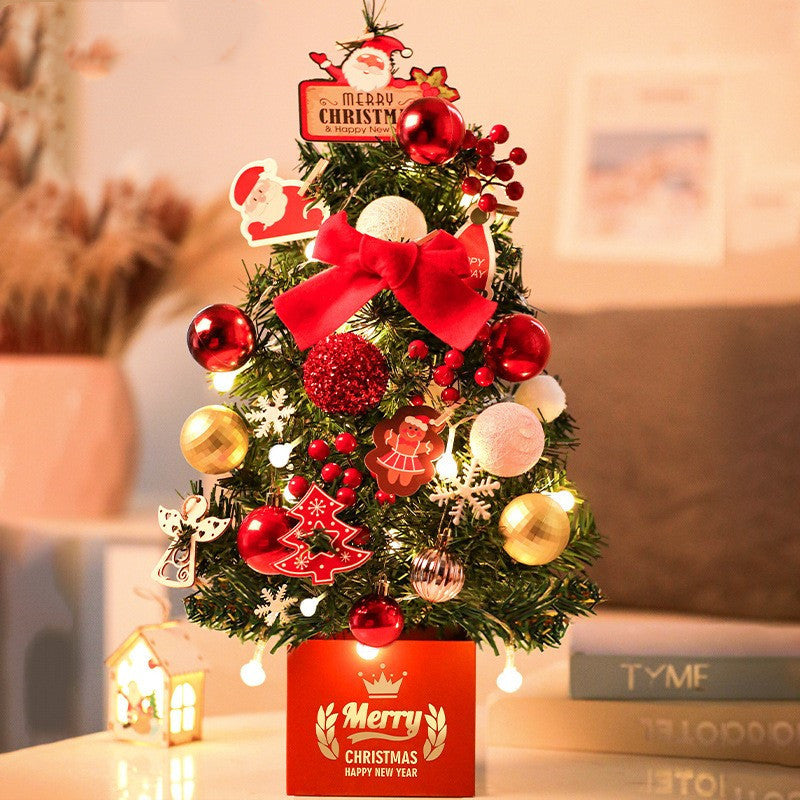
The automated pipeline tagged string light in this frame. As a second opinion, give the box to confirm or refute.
[300,594,325,617]
[268,437,301,468]
[356,643,380,660]
[210,363,248,394]
[240,641,267,686]
[496,645,523,693]
[283,484,297,503]
[545,489,576,512]
[304,239,317,260]
[436,427,458,480]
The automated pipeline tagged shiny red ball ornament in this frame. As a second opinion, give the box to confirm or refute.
[476,156,496,176]
[509,147,527,165]
[237,505,291,574]
[441,386,460,404]
[506,181,524,201]
[410,394,425,406]
[432,365,455,387]
[397,97,466,165]
[489,124,510,144]
[187,304,256,372]
[348,593,405,647]
[461,176,482,196]
[342,467,364,488]
[321,462,342,482]
[336,486,357,506]
[474,366,495,387]
[495,162,515,182]
[303,333,388,415]
[461,129,478,150]
[407,339,429,359]
[475,138,495,156]
[375,490,396,505]
[308,439,330,460]
[478,194,498,213]
[287,475,310,498]
[444,349,464,369]
[335,432,358,454]
[483,314,551,382]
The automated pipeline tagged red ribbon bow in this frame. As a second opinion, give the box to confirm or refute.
[273,212,496,350]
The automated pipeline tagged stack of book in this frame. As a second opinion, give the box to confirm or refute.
[488,610,800,767]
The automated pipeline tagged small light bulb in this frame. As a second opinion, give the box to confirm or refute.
[283,484,296,502]
[240,660,266,687]
[546,489,576,512]
[356,642,380,660]
[300,596,323,617]
[436,427,458,479]
[269,443,294,468]
[496,666,523,693]
[436,453,458,480]
[211,371,236,393]
[304,238,317,260]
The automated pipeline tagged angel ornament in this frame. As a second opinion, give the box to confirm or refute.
[151,495,231,588]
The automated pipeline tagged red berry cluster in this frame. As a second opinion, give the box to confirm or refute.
[290,433,364,507]
[460,124,527,212]
[408,331,496,397]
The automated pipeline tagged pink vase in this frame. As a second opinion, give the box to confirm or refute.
[0,356,137,520]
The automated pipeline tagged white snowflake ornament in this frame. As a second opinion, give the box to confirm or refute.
[429,457,500,525]
[244,389,295,438]
[254,585,297,625]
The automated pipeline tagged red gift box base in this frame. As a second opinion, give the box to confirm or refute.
[287,638,476,797]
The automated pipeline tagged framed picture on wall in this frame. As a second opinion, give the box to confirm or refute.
[557,60,726,265]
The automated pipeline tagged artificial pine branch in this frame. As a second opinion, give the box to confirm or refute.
[183,137,604,654]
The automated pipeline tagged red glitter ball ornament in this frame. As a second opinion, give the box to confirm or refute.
[483,314,551,382]
[187,303,255,372]
[237,505,291,574]
[396,97,466,165]
[303,333,388,415]
[348,593,405,647]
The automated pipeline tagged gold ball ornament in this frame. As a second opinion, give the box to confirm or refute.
[499,493,571,565]
[410,547,465,602]
[180,405,249,474]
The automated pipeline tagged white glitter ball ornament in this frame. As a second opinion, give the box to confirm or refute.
[469,402,545,477]
[356,196,428,242]
[514,375,567,423]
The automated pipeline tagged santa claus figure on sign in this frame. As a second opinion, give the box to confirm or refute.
[229,158,328,246]
[309,35,416,92]
[231,159,288,231]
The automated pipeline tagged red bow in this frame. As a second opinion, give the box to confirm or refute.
[273,212,496,350]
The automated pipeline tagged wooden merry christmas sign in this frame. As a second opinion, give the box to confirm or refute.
[287,638,476,797]
[299,33,459,142]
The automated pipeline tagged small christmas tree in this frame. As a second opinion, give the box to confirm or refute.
[165,6,603,683]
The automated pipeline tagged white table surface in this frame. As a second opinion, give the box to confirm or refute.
[0,711,797,800]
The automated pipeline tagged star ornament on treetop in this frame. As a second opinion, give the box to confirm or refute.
[270,483,372,584]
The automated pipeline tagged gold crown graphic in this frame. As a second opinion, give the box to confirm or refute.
[360,667,406,699]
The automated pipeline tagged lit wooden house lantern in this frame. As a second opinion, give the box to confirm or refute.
[106,622,207,746]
